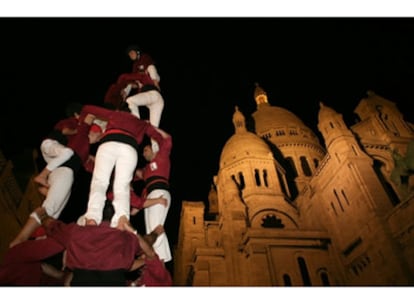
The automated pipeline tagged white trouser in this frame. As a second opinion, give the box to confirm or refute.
[144,188,171,262]
[126,90,164,128]
[85,141,138,227]
[40,138,74,171]
[42,166,74,219]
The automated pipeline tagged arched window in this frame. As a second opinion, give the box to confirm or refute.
[300,156,312,176]
[283,274,292,286]
[320,271,330,286]
[286,157,298,177]
[263,169,269,187]
[255,169,261,186]
[298,257,312,286]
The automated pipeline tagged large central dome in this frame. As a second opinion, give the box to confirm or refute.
[251,84,320,146]
[253,104,307,133]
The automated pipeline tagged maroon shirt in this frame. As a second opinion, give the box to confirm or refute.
[107,189,144,210]
[66,120,92,165]
[54,116,79,132]
[131,53,155,74]
[46,220,142,271]
[0,238,65,286]
[82,104,163,147]
[142,135,172,181]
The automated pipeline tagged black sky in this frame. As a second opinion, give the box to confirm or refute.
[1,17,414,245]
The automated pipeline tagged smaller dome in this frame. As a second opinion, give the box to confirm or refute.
[220,106,271,167]
[220,132,272,167]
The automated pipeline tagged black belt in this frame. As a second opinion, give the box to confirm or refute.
[71,268,126,286]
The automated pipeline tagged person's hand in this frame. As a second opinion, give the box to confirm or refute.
[157,196,167,207]
[130,208,139,216]
[84,113,96,125]
[132,81,140,89]
[135,169,143,180]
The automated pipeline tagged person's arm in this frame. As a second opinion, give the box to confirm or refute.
[80,104,111,122]
[123,223,156,260]
[134,168,144,181]
[154,126,170,139]
[61,127,78,136]
[147,64,160,90]
[142,196,167,208]
[152,126,172,157]
[129,254,146,271]
[83,155,95,173]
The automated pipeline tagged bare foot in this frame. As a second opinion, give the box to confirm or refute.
[38,186,48,196]
[85,218,97,226]
[34,175,49,188]
[116,215,129,230]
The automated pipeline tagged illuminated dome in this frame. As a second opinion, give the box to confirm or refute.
[252,83,320,145]
[220,106,272,168]
[254,105,307,132]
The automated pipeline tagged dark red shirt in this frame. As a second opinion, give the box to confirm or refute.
[82,105,163,146]
[54,116,79,132]
[46,220,142,271]
[142,135,172,181]
[131,53,155,74]
[107,190,144,210]
[0,238,65,286]
[66,121,91,165]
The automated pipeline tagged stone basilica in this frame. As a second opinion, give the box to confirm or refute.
[173,85,414,286]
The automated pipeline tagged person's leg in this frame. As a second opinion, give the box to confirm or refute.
[111,143,138,228]
[147,90,165,152]
[144,189,172,262]
[125,88,161,120]
[9,214,42,248]
[83,142,118,225]
[147,90,164,128]
[10,167,72,248]
[42,167,74,219]
[125,93,145,119]
[34,139,74,187]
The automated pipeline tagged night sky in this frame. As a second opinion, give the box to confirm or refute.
[1,17,414,248]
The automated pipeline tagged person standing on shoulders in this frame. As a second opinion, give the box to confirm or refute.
[104,45,161,110]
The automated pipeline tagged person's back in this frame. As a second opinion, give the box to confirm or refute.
[45,200,170,286]
[46,200,138,285]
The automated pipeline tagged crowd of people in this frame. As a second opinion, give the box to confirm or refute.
[0,44,173,286]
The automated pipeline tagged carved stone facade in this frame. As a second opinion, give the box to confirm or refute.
[174,86,414,286]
